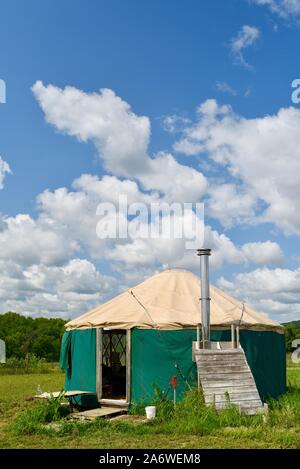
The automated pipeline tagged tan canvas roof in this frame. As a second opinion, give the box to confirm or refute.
[65,269,283,333]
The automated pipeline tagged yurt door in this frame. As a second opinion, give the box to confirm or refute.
[96,329,131,404]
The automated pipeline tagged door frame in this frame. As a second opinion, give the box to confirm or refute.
[96,328,131,405]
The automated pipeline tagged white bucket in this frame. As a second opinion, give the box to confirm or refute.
[145,406,156,419]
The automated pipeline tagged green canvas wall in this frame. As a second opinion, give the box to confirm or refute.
[131,329,286,404]
[60,327,286,407]
[60,328,98,407]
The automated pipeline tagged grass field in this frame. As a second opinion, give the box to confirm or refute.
[0,360,300,449]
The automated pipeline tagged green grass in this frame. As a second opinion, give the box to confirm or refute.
[0,369,65,422]
[1,362,300,449]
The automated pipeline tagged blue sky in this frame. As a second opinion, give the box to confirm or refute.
[1,0,300,322]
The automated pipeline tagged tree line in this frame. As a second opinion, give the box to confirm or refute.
[0,312,66,362]
[283,321,300,353]
[0,312,299,361]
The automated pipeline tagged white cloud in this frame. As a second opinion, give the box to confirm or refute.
[173,99,300,235]
[32,81,207,204]
[241,241,284,265]
[0,84,288,320]
[0,214,78,267]
[73,174,157,205]
[204,231,282,270]
[207,183,257,227]
[0,157,11,190]
[32,81,151,177]
[0,258,115,318]
[0,159,283,318]
[215,81,237,96]
[218,266,300,322]
[162,115,191,133]
[35,173,271,277]
[230,25,260,69]
[106,219,282,272]
[252,0,300,19]
[106,218,216,271]
[36,174,160,259]
[140,152,207,203]
[106,209,204,269]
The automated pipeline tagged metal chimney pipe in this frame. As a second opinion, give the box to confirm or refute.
[197,248,211,347]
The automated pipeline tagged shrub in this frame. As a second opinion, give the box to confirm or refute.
[0,353,50,375]
[10,392,68,435]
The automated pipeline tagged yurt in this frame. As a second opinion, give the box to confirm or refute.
[60,269,286,408]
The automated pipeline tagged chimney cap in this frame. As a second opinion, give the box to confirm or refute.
[197,248,211,256]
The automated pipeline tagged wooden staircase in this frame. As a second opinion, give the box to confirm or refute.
[195,347,266,415]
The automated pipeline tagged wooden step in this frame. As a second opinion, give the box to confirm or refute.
[202,375,253,388]
[199,361,248,366]
[198,354,246,360]
[214,401,263,411]
[70,406,127,420]
[201,372,254,381]
[202,384,259,393]
[199,367,250,375]
[205,390,260,401]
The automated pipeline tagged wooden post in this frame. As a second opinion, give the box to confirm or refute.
[197,324,201,349]
[236,326,240,348]
[231,324,235,349]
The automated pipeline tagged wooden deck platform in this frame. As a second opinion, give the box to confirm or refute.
[70,406,127,420]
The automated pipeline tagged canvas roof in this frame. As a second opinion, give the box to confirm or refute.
[65,269,283,333]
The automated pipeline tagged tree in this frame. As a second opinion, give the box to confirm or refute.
[285,325,300,352]
[0,312,66,361]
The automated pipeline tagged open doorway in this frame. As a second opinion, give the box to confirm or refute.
[101,330,127,400]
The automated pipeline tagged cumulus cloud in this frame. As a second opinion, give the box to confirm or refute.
[106,218,283,273]
[207,183,257,227]
[241,241,284,265]
[0,83,289,320]
[218,266,300,322]
[0,258,115,318]
[230,25,260,69]
[0,157,11,190]
[0,214,78,267]
[32,81,207,203]
[0,162,284,318]
[173,99,300,235]
[73,174,157,205]
[140,152,207,203]
[32,82,150,176]
[205,231,283,270]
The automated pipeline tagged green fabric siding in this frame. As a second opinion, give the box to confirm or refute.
[131,329,286,404]
[60,329,97,407]
[239,330,286,402]
[130,329,198,403]
[60,327,286,408]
